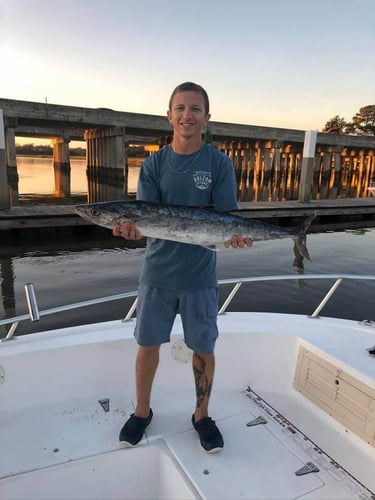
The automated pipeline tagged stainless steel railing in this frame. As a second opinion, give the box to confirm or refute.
[1,274,375,342]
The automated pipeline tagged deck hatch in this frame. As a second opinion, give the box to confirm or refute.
[294,347,375,447]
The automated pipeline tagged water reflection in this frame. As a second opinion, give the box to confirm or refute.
[292,242,305,273]
[0,229,146,337]
[1,227,375,337]
[17,156,142,204]
[15,149,375,205]
[0,257,16,318]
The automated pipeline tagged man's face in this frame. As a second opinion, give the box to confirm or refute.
[167,91,210,140]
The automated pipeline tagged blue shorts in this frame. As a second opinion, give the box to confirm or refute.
[134,284,219,353]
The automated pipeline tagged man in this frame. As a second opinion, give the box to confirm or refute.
[113,82,252,453]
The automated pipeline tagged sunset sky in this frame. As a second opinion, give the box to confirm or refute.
[0,0,374,135]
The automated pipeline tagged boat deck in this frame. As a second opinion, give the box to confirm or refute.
[1,312,375,499]
[1,385,372,499]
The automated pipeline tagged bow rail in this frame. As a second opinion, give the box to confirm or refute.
[1,274,375,342]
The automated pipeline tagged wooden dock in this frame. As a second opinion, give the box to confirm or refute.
[0,204,86,231]
[1,198,375,233]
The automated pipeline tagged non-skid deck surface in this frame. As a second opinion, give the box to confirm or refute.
[1,387,373,499]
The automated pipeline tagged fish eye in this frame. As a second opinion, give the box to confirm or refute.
[90,208,99,217]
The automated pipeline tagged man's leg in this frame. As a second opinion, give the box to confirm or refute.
[180,288,219,420]
[119,344,160,446]
[191,350,223,453]
[192,351,215,422]
[134,344,160,417]
[132,285,175,418]
[119,284,176,447]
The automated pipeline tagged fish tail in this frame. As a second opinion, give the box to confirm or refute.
[293,213,315,261]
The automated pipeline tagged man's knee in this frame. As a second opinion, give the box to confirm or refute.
[193,351,214,359]
[137,344,161,356]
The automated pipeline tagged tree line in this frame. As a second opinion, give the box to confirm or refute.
[16,144,85,156]
[323,105,375,135]
[15,144,148,157]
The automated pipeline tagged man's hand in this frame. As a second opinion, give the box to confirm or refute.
[224,235,253,249]
[112,221,143,240]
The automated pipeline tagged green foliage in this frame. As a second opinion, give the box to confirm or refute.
[15,144,148,157]
[323,105,375,135]
[127,146,148,157]
[16,143,53,156]
[348,105,375,135]
[323,115,347,133]
[16,143,86,156]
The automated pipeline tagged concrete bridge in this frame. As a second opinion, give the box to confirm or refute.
[1,98,375,208]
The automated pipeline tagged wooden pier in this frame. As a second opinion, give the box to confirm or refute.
[1,98,375,211]
[1,198,375,233]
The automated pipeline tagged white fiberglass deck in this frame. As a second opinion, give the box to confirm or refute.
[1,312,375,499]
[1,386,371,499]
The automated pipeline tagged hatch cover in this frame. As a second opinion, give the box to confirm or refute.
[167,412,324,499]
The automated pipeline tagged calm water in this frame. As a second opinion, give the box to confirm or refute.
[16,156,141,202]
[1,156,374,337]
[1,227,375,337]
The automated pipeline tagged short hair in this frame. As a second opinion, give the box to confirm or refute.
[168,82,210,115]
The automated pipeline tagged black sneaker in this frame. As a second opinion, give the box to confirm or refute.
[119,409,153,447]
[192,414,224,453]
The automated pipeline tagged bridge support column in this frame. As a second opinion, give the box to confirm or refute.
[84,127,126,202]
[0,110,9,209]
[4,117,19,206]
[52,136,71,198]
[0,113,18,208]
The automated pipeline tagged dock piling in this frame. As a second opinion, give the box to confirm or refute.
[299,130,317,203]
[0,110,10,210]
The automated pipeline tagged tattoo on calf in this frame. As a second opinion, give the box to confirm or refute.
[193,354,213,408]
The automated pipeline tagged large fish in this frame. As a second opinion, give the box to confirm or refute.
[75,200,314,260]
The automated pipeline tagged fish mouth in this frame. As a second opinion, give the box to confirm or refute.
[75,205,99,219]
[74,206,91,220]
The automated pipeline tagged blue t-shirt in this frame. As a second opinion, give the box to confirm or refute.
[137,143,238,290]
